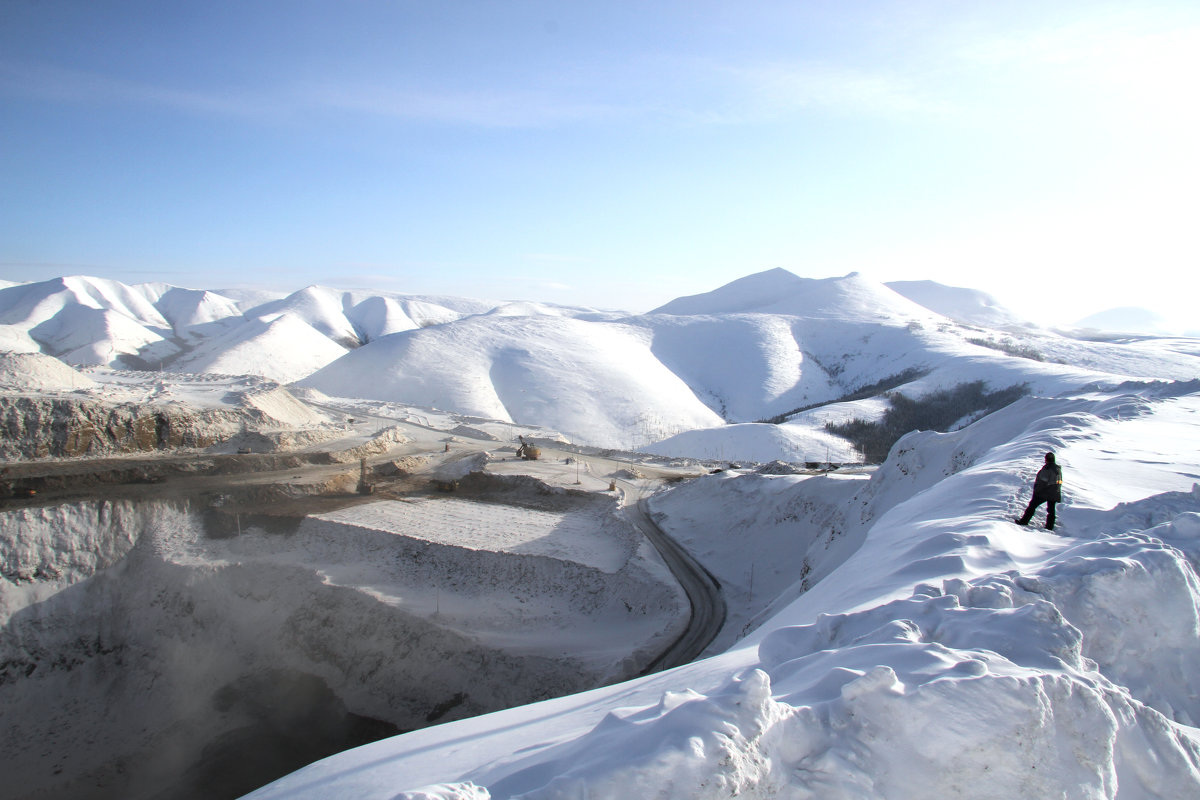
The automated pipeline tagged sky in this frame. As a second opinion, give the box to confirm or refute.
[2,1,1198,330]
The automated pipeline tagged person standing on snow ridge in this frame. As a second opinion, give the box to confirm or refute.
[1015,452,1063,530]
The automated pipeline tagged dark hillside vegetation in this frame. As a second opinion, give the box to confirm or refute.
[759,367,930,425]
[825,381,1028,463]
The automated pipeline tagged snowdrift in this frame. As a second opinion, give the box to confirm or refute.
[247,380,1200,799]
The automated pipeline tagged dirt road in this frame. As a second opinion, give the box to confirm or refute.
[2,412,728,667]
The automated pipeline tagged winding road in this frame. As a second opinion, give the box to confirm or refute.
[4,406,729,672]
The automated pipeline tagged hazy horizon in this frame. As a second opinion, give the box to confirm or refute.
[3,1,1198,331]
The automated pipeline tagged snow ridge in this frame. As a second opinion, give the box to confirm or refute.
[246,382,1200,800]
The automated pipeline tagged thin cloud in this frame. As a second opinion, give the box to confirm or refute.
[0,58,633,129]
[0,60,287,120]
[1,53,942,130]
[717,60,944,120]
[304,81,626,128]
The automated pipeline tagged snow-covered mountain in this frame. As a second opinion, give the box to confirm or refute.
[1073,306,1175,336]
[885,278,1028,329]
[5,270,1197,460]
[4,268,1200,799]
[296,314,725,449]
[652,269,935,322]
[0,275,495,368]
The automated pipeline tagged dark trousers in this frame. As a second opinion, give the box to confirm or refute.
[1018,495,1056,529]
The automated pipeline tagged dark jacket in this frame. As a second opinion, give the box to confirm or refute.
[1034,464,1063,502]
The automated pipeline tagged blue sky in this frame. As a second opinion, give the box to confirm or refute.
[2,1,1198,328]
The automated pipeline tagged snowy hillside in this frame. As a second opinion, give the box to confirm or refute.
[886,279,1027,329]
[4,270,1199,461]
[248,378,1200,800]
[296,315,725,449]
[0,276,495,373]
[170,313,351,385]
[652,269,937,322]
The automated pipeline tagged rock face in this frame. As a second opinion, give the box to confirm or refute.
[0,396,240,460]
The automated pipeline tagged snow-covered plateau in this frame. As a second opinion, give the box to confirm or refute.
[1,269,1199,799]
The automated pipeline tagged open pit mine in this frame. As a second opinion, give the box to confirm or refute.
[0,387,694,800]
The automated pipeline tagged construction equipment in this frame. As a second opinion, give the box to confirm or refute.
[357,457,373,495]
[516,436,541,461]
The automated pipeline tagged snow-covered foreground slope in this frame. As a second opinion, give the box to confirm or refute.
[248,379,1200,799]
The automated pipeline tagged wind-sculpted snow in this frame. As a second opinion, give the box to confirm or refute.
[481,507,1200,800]
[335,500,1200,800]
[247,383,1200,800]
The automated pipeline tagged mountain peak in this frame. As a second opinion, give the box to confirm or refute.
[650,269,807,316]
[651,270,931,322]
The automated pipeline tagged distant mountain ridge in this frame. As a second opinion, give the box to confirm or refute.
[652,269,938,322]
[885,279,1028,329]
[2,271,1197,453]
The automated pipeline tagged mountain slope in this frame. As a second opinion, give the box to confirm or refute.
[652,270,939,323]
[3,270,1199,460]
[298,315,724,448]
[886,279,1026,329]
[172,313,350,384]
